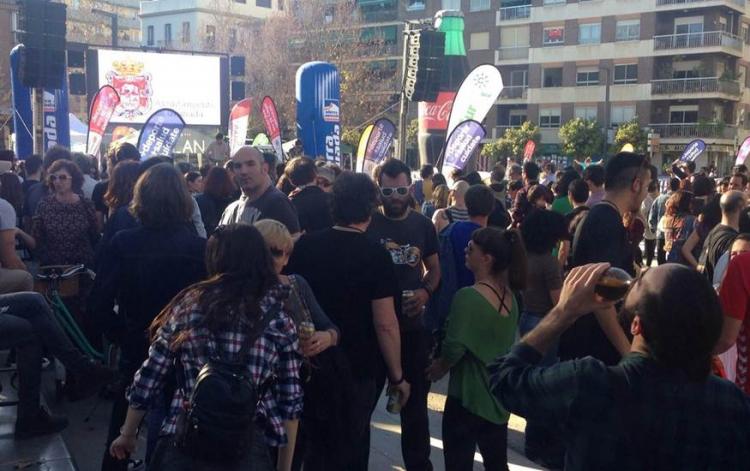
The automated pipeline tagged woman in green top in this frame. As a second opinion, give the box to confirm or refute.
[427,227,527,471]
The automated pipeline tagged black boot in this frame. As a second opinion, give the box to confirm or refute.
[15,406,69,439]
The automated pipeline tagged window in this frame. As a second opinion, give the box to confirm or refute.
[407,0,425,11]
[674,17,704,35]
[543,67,563,87]
[616,20,640,41]
[543,27,564,46]
[611,105,636,125]
[576,68,599,86]
[510,70,528,87]
[501,26,529,48]
[182,22,190,43]
[540,108,562,128]
[575,106,598,121]
[470,0,490,11]
[509,111,527,126]
[229,28,237,51]
[206,25,216,45]
[669,106,699,123]
[579,23,601,45]
[470,32,490,50]
[147,25,154,46]
[614,64,638,84]
[256,0,271,7]
[672,61,700,79]
[164,23,171,43]
[544,0,565,4]
[442,0,461,8]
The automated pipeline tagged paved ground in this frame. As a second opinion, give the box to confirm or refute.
[2,369,543,470]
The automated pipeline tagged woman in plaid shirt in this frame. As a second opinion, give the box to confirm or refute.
[109,223,303,470]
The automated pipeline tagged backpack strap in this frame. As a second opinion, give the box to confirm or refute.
[446,208,454,224]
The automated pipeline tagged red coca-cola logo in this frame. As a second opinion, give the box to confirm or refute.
[419,92,455,131]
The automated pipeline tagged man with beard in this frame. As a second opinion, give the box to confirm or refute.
[368,158,441,471]
[220,146,300,233]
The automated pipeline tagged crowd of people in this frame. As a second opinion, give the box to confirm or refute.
[1,142,749,471]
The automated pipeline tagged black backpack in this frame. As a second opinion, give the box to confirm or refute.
[174,307,278,463]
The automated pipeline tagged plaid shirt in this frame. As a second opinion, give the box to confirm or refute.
[490,343,750,470]
[127,284,303,447]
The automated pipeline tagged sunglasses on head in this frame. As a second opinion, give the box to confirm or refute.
[49,174,69,182]
[380,186,409,197]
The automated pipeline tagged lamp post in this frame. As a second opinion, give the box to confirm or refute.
[91,8,118,48]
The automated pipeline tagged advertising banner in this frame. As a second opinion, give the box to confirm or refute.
[296,62,341,163]
[97,49,221,125]
[443,120,486,171]
[362,118,396,176]
[261,96,284,161]
[446,64,503,140]
[137,108,186,159]
[736,136,750,166]
[228,98,252,155]
[42,82,71,151]
[356,124,374,173]
[86,85,120,159]
[10,45,33,159]
[523,140,536,162]
[252,133,270,146]
[680,139,706,163]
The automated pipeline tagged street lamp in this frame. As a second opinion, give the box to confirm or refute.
[91,8,119,48]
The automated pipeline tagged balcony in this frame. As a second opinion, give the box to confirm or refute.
[649,123,736,141]
[653,31,743,56]
[655,0,745,14]
[495,45,529,64]
[496,4,531,23]
[651,77,741,100]
[500,85,528,100]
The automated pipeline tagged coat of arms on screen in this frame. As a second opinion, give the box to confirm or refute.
[106,60,152,119]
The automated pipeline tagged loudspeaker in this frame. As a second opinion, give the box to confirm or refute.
[231,81,246,100]
[69,73,86,95]
[404,30,445,102]
[17,0,67,89]
[230,56,245,76]
[68,50,85,68]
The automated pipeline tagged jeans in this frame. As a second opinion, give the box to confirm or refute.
[399,328,433,471]
[0,292,88,419]
[442,397,509,471]
[148,427,273,471]
[518,312,564,466]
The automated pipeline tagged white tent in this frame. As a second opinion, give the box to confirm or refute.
[69,113,87,153]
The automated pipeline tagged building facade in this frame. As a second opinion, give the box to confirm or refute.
[492,0,750,171]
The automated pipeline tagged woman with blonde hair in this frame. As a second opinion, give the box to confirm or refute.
[422,184,450,219]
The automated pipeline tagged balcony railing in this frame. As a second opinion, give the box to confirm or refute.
[649,123,736,139]
[500,85,528,99]
[651,77,741,96]
[496,45,529,61]
[653,31,743,52]
[656,0,745,7]
[498,4,531,21]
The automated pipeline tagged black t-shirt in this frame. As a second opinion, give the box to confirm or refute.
[488,197,511,229]
[561,201,632,366]
[699,224,738,282]
[289,186,333,234]
[286,228,397,378]
[367,210,438,330]
[220,185,300,233]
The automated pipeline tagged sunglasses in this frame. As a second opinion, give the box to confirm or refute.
[380,186,409,197]
[269,247,288,258]
[49,174,69,182]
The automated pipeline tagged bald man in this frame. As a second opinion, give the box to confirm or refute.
[698,190,747,280]
[220,146,300,233]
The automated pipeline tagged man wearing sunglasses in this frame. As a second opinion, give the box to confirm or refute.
[367,158,440,471]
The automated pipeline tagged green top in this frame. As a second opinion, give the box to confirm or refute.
[441,287,518,424]
[551,195,573,216]
[436,14,466,56]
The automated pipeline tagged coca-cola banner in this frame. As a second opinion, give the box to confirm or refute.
[446,64,503,141]
[229,98,252,155]
[356,124,374,173]
[418,91,453,133]
[363,118,396,176]
[137,108,186,159]
[736,136,750,166]
[87,85,121,159]
[523,140,536,162]
[443,120,486,171]
[261,96,284,161]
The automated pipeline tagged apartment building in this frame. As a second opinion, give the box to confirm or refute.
[492,0,750,170]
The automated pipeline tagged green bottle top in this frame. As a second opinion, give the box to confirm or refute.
[435,10,466,57]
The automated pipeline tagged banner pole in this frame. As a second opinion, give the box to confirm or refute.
[32,87,44,154]
[396,22,410,162]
